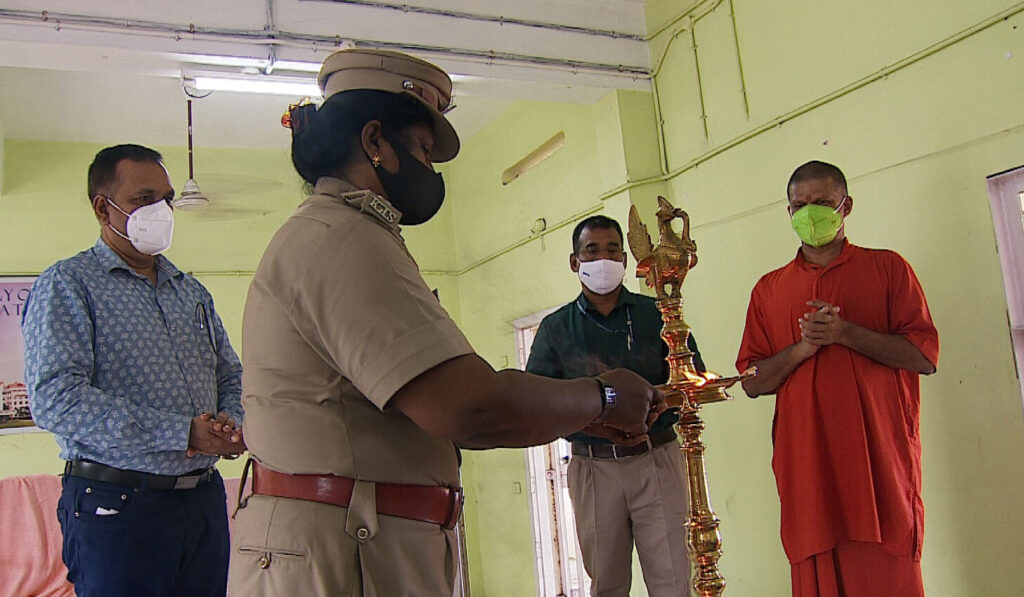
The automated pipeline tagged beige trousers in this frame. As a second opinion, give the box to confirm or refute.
[568,440,692,597]
[228,490,455,596]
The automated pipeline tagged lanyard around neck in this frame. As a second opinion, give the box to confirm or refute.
[576,298,633,351]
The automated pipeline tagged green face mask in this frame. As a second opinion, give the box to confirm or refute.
[790,197,846,247]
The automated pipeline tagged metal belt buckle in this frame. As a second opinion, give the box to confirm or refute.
[173,475,201,490]
[173,469,209,490]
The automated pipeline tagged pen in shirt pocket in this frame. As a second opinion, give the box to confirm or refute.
[195,302,216,349]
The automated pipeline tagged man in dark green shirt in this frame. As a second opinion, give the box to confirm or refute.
[527,215,700,596]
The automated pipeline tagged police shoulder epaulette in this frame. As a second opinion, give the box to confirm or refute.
[339,191,400,227]
[364,194,399,225]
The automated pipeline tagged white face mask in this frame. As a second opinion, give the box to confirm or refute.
[106,198,174,255]
[577,259,626,295]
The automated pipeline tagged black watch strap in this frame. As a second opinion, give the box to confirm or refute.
[593,377,617,423]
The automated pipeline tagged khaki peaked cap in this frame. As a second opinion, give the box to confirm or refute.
[318,48,460,162]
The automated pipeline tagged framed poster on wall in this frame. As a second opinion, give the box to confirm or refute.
[0,277,38,433]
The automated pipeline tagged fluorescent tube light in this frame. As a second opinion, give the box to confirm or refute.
[172,54,268,70]
[502,131,565,185]
[270,60,322,73]
[192,76,322,97]
[171,54,320,74]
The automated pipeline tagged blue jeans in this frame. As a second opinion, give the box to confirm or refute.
[57,469,230,597]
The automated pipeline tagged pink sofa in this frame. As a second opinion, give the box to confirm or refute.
[0,474,245,597]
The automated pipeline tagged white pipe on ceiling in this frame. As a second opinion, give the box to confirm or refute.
[0,8,651,78]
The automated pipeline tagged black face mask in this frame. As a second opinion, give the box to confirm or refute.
[374,135,446,226]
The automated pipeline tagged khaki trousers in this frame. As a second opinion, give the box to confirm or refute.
[228,490,456,596]
[568,440,692,597]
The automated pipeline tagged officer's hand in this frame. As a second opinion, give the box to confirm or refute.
[593,368,664,437]
[591,393,667,446]
[646,401,668,428]
[580,422,651,447]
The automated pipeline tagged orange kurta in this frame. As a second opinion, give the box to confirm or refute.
[791,540,924,597]
[736,241,939,565]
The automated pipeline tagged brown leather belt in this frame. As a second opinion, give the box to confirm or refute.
[250,462,464,530]
[571,425,678,460]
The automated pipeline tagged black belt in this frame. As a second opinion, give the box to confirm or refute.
[64,460,215,491]
[571,425,678,460]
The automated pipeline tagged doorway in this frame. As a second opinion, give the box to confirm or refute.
[513,309,591,597]
[987,165,1024,408]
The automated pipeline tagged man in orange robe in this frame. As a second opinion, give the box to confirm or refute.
[736,161,939,596]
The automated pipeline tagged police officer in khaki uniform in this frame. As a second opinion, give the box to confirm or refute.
[229,49,665,596]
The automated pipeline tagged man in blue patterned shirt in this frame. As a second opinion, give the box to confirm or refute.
[22,144,245,597]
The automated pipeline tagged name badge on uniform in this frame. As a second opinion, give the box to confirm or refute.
[367,196,398,224]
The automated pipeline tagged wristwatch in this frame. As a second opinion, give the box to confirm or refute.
[593,377,617,423]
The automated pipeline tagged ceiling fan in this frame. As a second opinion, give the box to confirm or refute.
[170,96,293,220]
[173,98,210,210]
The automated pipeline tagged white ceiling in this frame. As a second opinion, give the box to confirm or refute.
[0,0,655,150]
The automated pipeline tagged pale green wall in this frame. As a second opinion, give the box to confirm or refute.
[448,0,1024,594]
[447,98,609,595]
[440,93,666,595]
[0,111,662,595]
[0,140,301,479]
[0,139,460,482]
[0,121,5,194]
[4,1,1024,594]
[636,0,1024,595]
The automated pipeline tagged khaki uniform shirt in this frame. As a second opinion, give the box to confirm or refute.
[241,177,473,487]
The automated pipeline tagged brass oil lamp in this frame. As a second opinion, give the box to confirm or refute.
[627,196,753,596]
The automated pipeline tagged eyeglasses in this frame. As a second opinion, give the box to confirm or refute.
[578,246,624,260]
